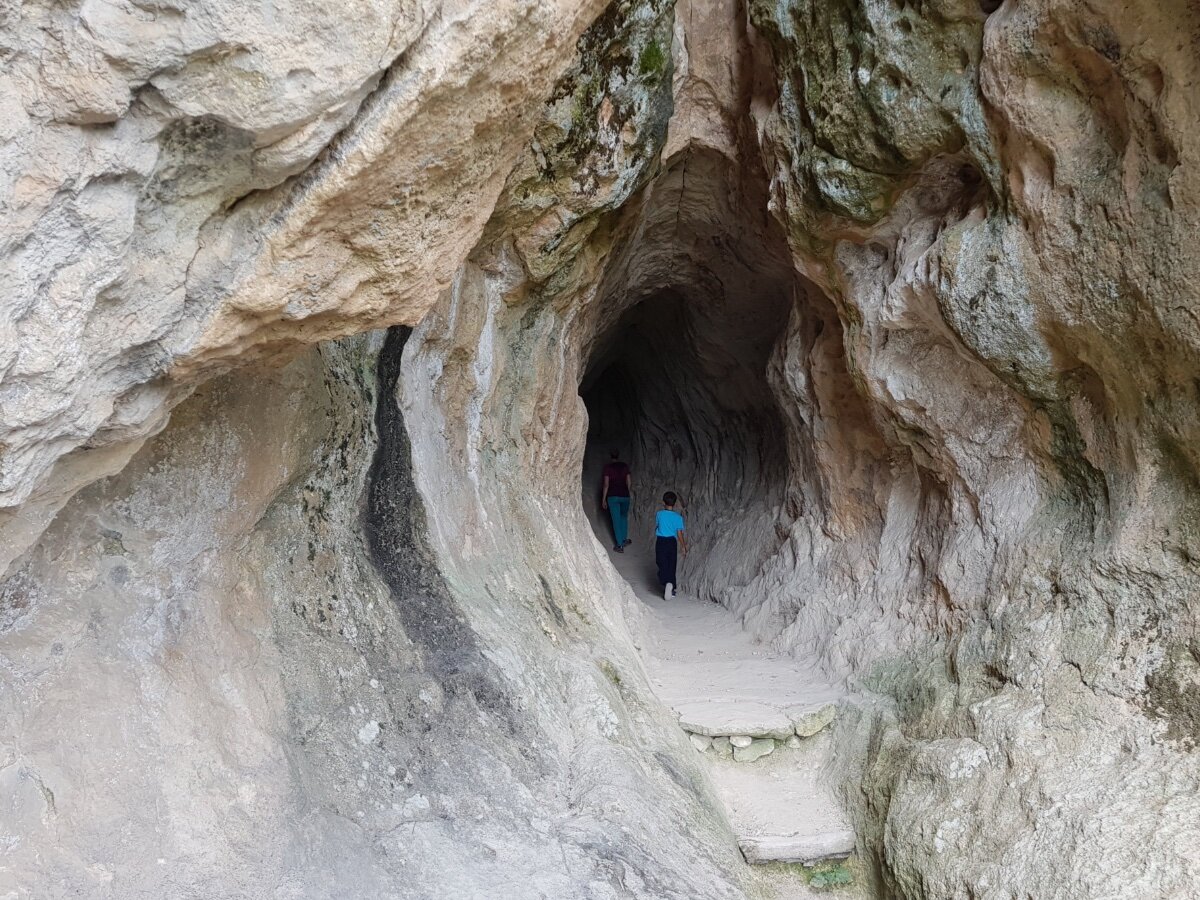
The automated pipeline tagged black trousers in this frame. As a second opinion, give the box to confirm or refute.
[655,537,678,586]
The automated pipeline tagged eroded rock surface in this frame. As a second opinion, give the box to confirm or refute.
[743,2,1200,895]
[0,0,608,572]
[3,0,1200,897]
[1,330,757,897]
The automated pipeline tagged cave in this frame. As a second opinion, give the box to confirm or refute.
[4,0,1200,898]
[577,149,797,603]
[581,287,790,583]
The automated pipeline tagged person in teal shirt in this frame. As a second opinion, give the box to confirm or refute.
[655,492,687,599]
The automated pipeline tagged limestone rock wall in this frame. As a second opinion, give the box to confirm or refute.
[0,325,758,898]
[0,4,770,897]
[3,0,1200,897]
[395,0,1200,895]
[1,335,388,894]
[0,0,608,575]
[740,0,1200,895]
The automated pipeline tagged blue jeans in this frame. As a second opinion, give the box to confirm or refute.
[607,496,630,547]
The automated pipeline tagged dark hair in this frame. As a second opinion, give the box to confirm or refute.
[610,449,620,459]
[662,491,677,506]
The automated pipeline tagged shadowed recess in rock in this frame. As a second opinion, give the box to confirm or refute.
[581,284,791,601]
[571,142,822,613]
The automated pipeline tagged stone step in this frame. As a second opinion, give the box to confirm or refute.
[605,544,857,870]
[738,829,857,866]
[676,698,838,742]
[677,699,794,739]
[701,731,855,867]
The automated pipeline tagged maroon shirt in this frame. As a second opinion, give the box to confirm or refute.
[603,461,630,497]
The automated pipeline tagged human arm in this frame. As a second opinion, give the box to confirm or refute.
[676,524,687,556]
[602,475,610,510]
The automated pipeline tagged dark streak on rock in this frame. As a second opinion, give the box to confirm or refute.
[363,327,517,724]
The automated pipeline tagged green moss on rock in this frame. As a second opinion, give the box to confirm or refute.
[638,38,667,77]
[808,860,854,889]
[748,0,999,243]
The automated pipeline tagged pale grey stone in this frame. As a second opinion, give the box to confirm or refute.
[733,739,775,763]
[0,0,613,573]
[677,702,794,740]
[789,703,836,739]
[739,829,855,866]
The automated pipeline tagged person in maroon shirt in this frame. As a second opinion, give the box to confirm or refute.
[601,450,633,552]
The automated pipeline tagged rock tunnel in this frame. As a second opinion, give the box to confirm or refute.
[4,0,1200,898]
[578,148,797,604]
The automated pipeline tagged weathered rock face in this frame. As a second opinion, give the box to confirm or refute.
[0,4,764,898]
[741,2,1200,895]
[390,0,1200,894]
[2,329,760,897]
[0,0,608,573]
[3,0,1200,897]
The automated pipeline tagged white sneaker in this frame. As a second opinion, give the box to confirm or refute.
[664,582,673,600]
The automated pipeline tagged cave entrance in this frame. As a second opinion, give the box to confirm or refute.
[576,147,800,607]
[575,243,854,868]
[579,285,792,602]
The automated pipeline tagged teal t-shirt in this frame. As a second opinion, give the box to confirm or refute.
[655,509,685,538]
